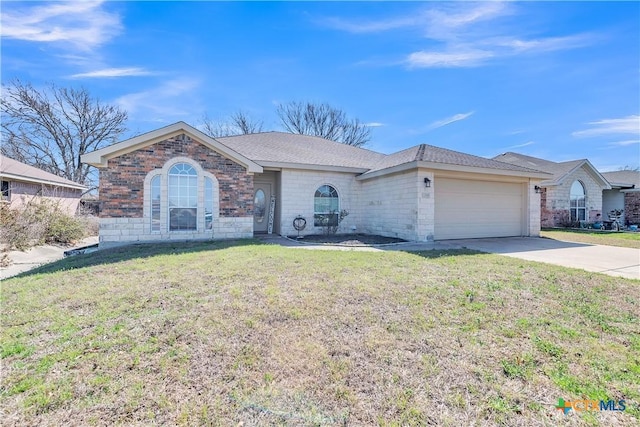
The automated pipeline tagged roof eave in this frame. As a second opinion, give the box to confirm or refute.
[257,161,368,174]
[555,160,611,189]
[0,172,88,190]
[358,161,551,181]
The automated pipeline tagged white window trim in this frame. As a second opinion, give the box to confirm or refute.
[143,157,219,234]
[570,180,587,222]
[313,183,340,227]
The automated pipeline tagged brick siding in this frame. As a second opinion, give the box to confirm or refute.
[624,192,640,225]
[99,134,253,218]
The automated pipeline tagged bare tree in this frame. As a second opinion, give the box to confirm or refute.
[1,80,127,187]
[276,101,371,147]
[200,111,263,138]
[618,165,640,172]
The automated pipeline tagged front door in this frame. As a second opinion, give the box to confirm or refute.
[253,183,272,233]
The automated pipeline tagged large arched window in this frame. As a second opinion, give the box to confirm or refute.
[570,180,586,222]
[314,185,339,226]
[169,163,197,230]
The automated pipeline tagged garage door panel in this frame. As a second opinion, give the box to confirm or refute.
[435,178,524,240]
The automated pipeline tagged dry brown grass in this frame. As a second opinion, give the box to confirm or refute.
[1,241,638,426]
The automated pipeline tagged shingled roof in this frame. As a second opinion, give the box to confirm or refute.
[602,170,640,188]
[364,144,544,176]
[81,122,552,179]
[0,155,87,190]
[493,152,609,187]
[217,132,386,170]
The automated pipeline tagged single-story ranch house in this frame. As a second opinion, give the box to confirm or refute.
[494,152,640,227]
[0,155,87,215]
[81,122,550,248]
[601,170,640,226]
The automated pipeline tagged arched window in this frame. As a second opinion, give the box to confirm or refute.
[314,185,339,226]
[570,180,586,222]
[168,163,197,230]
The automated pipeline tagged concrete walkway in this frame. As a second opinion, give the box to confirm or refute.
[1,236,99,280]
[260,235,640,280]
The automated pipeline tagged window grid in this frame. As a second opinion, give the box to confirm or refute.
[314,185,339,226]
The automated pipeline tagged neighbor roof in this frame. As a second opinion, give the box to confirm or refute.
[601,170,640,188]
[493,152,610,188]
[0,155,87,190]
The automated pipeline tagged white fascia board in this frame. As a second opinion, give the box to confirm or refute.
[356,162,417,181]
[0,173,87,190]
[554,160,611,189]
[81,122,263,173]
[357,161,551,181]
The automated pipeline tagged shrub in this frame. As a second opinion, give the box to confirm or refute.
[0,198,87,250]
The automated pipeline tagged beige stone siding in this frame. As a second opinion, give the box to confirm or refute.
[99,216,252,248]
[360,170,434,241]
[278,169,360,237]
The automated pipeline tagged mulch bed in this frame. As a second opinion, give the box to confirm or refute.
[288,233,406,246]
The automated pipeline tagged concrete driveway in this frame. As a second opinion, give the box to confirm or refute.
[446,237,640,280]
[263,235,639,280]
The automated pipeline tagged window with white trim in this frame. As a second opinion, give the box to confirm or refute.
[168,163,197,231]
[314,185,339,226]
[570,180,586,222]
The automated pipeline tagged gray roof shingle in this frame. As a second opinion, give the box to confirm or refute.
[602,170,640,187]
[217,132,386,169]
[364,144,544,175]
[493,152,587,182]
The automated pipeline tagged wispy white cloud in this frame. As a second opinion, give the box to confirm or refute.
[607,139,640,147]
[428,111,474,130]
[323,14,425,34]
[0,1,122,51]
[324,2,594,69]
[116,78,201,119]
[364,122,385,127]
[70,67,153,79]
[572,115,640,138]
[407,49,493,68]
[507,141,535,149]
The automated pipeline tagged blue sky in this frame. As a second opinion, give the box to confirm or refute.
[2,1,639,171]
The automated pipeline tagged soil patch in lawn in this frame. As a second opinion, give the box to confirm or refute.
[288,233,406,246]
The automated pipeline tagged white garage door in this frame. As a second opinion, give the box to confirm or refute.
[435,178,524,240]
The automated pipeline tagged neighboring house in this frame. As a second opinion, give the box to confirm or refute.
[493,152,611,227]
[81,122,549,248]
[0,155,87,215]
[601,170,640,226]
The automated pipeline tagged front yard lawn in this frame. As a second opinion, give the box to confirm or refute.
[1,241,638,426]
[541,229,640,249]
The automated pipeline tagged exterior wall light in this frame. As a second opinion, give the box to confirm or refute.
[424,177,431,188]
[534,185,543,194]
